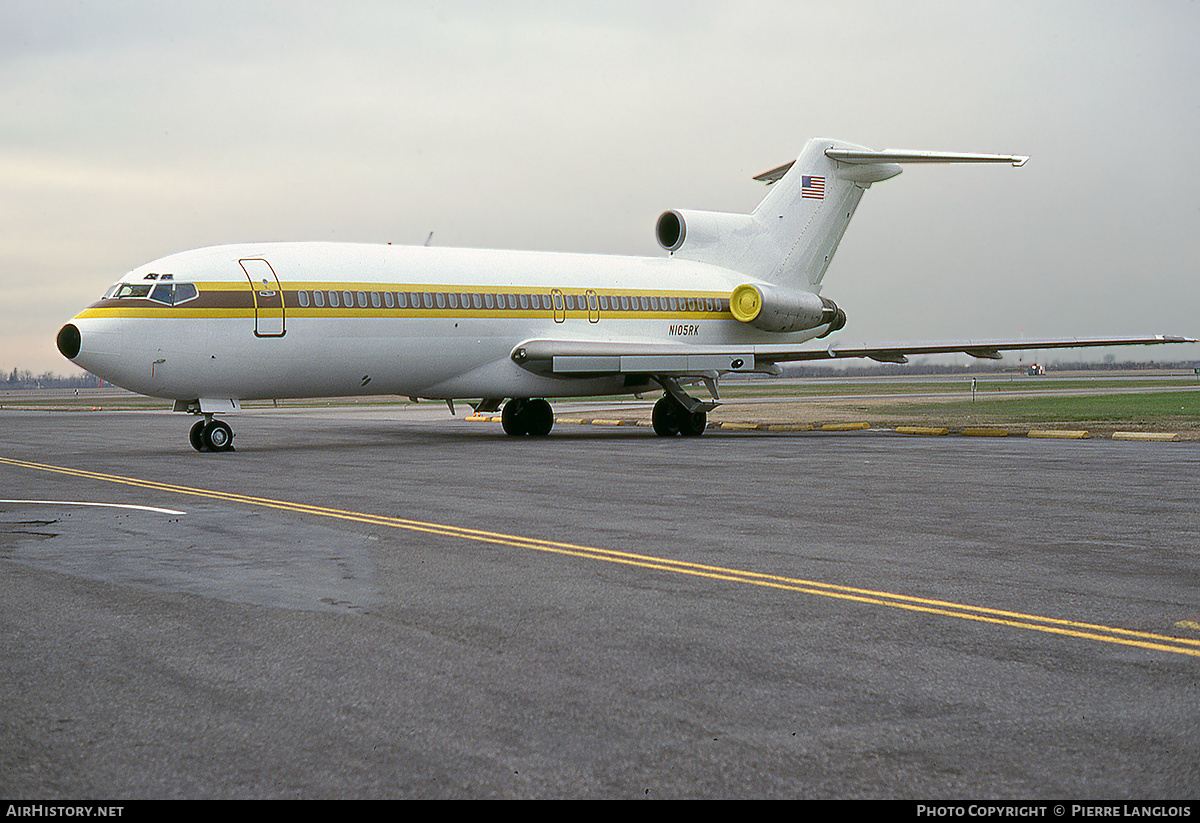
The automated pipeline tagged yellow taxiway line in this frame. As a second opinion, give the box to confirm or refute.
[2,455,1197,659]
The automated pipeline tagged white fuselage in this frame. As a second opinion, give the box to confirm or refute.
[67,241,821,403]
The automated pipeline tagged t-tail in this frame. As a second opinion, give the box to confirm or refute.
[655,138,1028,335]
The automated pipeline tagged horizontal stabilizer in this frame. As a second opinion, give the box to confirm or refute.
[825,148,1029,167]
[753,148,1028,185]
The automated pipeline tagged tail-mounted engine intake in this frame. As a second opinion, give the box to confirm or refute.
[729,283,846,336]
[656,209,765,271]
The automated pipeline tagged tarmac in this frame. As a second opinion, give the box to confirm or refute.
[1,404,1197,798]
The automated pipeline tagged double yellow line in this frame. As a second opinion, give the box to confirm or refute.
[3,455,1198,659]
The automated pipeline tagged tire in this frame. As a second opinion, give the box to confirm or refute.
[189,420,208,452]
[679,410,707,436]
[652,396,680,436]
[501,399,528,435]
[525,399,554,436]
[204,420,234,452]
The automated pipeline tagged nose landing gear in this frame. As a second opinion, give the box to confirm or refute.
[189,416,235,452]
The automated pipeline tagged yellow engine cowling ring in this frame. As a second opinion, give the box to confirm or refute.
[730,283,843,334]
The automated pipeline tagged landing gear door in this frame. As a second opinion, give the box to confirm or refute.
[239,258,286,337]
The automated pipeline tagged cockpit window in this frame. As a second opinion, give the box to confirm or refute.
[107,282,199,305]
[112,284,152,299]
[146,282,199,305]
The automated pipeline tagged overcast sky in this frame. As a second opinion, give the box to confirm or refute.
[3,0,1198,374]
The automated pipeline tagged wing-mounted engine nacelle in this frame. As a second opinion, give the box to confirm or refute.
[729,283,846,335]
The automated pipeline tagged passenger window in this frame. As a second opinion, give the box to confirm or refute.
[298,291,310,307]
[448,293,458,309]
[484,293,494,309]
[423,293,433,309]
[384,292,394,308]
[371,292,381,308]
[436,293,446,309]
[314,291,325,307]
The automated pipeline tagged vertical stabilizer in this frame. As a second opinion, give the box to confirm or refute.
[749,138,877,290]
[658,139,1027,292]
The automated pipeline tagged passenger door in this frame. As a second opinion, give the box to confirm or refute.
[239,258,286,337]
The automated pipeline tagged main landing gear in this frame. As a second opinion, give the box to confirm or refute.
[501,398,554,436]
[650,375,716,437]
[189,415,235,452]
[652,394,708,437]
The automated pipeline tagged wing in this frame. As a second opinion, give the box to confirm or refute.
[512,335,1196,374]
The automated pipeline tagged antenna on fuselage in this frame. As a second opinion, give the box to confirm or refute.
[424,232,433,247]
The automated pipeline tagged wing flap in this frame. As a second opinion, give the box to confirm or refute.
[515,336,1195,374]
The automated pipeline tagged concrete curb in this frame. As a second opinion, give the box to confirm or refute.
[1112,431,1181,441]
[463,417,1186,441]
[895,426,949,436]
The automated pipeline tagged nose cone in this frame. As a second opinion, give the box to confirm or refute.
[57,323,81,360]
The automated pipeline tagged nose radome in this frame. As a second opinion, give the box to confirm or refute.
[56,323,81,359]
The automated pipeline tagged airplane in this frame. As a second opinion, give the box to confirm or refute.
[55,137,1193,451]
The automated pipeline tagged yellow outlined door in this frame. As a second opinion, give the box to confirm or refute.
[551,288,565,323]
[240,258,286,337]
[586,289,600,323]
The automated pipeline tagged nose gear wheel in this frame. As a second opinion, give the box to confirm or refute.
[189,417,235,452]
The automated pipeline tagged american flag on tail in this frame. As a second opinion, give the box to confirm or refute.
[801,175,825,199]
